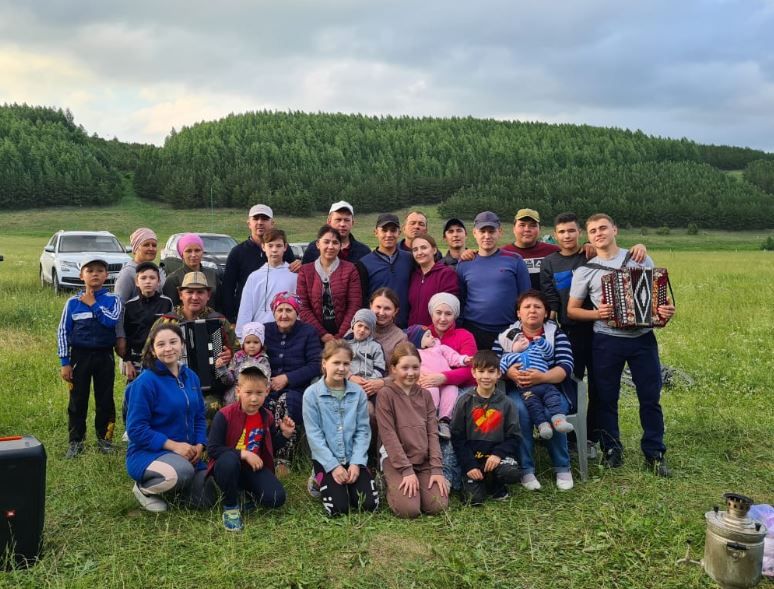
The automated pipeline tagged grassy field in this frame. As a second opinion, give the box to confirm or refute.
[0,199,773,588]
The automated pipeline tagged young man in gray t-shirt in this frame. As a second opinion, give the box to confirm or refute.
[568,214,675,476]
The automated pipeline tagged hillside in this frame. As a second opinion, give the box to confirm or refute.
[134,111,774,228]
[3,105,774,229]
[0,104,145,210]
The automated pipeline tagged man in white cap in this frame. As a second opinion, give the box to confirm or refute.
[221,204,299,322]
[301,200,371,263]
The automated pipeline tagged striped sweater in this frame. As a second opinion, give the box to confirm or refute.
[492,320,573,378]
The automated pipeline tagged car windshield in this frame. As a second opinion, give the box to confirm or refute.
[59,235,123,253]
[200,235,237,254]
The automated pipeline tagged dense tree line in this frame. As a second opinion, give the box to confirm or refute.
[698,144,774,170]
[0,104,125,209]
[438,162,774,229]
[134,111,773,226]
[4,105,774,226]
[743,159,774,195]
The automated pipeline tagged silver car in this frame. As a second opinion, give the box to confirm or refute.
[40,231,131,294]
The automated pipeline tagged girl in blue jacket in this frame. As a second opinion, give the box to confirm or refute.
[125,323,216,512]
[303,340,378,517]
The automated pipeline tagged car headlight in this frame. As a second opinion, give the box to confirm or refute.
[60,261,80,272]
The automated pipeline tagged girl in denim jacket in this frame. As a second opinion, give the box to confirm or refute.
[302,340,379,516]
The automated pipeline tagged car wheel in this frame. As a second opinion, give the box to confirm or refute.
[52,270,61,295]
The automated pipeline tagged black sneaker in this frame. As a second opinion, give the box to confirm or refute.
[602,447,624,468]
[97,439,114,454]
[491,489,510,502]
[65,441,85,459]
[645,454,672,478]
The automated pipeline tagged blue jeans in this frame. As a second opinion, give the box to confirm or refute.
[507,389,571,474]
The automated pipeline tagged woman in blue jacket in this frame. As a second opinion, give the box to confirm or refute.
[125,323,216,512]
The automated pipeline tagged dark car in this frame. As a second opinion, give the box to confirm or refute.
[160,233,237,278]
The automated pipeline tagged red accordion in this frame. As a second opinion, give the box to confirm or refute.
[595,253,674,329]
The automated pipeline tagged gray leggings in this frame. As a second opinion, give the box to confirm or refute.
[139,452,216,509]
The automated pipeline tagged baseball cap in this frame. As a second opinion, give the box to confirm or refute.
[375,213,400,228]
[179,271,211,290]
[248,204,273,218]
[514,208,540,223]
[443,218,466,233]
[80,257,108,269]
[473,211,501,229]
[328,200,354,215]
[238,358,270,379]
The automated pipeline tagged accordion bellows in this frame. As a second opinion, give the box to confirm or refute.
[180,318,225,390]
[601,267,671,329]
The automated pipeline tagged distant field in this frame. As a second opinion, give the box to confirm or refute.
[0,196,772,587]
[0,192,771,253]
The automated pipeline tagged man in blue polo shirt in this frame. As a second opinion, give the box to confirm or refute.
[457,211,531,350]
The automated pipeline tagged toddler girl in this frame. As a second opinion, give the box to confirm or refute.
[406,324,470,439]
[224,322,271,404]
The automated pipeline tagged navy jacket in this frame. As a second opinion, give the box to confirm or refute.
[356,248,413,328]
[57,288,122,365]
[263,320,322,391]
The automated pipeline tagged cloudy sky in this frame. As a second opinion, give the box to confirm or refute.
[1,1,773,150]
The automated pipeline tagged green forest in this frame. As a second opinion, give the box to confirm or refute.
[2,104,774,228]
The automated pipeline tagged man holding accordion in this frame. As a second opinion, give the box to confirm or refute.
[145,271,239,423]
[567,214,676,477]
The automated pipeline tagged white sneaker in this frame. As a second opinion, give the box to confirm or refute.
[520,473,542,491]
[556,472,574,491]
[132,483,168,512]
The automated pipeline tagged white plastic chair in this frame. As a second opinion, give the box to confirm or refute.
[565,376,589,482]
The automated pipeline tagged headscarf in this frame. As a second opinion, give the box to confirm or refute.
[270,291,301,314]
[177,233,205,257]
[428,292,461,319]
[130,228,157,254]
[241,322,265,345]
[351,309,376,332]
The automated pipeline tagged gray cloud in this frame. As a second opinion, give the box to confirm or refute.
[1,0,772,149]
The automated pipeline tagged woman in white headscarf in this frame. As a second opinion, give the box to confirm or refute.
[115,228,165,302]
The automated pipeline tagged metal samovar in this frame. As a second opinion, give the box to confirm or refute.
[679,492,768,588]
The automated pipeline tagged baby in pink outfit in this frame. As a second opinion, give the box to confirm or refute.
[406,324,470,439]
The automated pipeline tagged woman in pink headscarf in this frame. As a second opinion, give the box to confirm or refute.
[162,233,221,309]
[115,227,165,302]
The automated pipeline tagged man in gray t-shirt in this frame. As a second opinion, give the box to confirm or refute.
[568,214,675,476]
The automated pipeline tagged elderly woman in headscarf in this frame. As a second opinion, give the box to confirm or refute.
[163,233,221,309]
[115,228,165,302]
[263,291,322,471]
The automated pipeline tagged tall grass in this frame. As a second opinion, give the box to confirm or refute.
[0,204,772,588]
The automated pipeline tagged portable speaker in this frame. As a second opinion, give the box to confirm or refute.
[0,435,46,568]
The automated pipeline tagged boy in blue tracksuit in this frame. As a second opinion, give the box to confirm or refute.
[57,257,123,458]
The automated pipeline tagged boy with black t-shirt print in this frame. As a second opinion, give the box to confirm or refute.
[450,350,521,505]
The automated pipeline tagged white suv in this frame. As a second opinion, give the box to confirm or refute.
[40,231,131,294]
